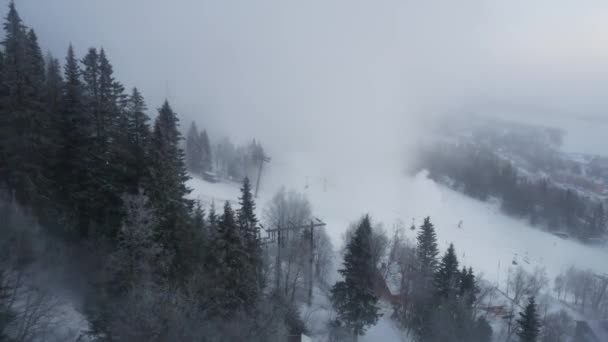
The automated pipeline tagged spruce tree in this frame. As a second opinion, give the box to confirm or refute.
[56,44,92,230]
[185,121,203,175]
[460,267,478,305]
[416,217,439,277]
[208,201,218,232]
[238,177,262,293]
[192,200,206,235]
[148,100,191,212]
[200,129,212,172]
[237,177,258,238]
[435,243,460,299]
[409,216,440,340]
[206,202,252,317]
[330,215,380,340]
[44,54,63,114]
[0,2,51,209]
[472,316,493,342]
[54,45,92,220]
[124,87,151,191]
[516,297,541,342]
[81,48,100,136]
[25,29,45,101]
[147,100,192,275]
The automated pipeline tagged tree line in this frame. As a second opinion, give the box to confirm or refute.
[0,2,285,340]
[418,142,607,240]
[0,2,565,341]
[185,120,266,182]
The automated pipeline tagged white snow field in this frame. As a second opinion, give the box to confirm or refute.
[187,151,608,341]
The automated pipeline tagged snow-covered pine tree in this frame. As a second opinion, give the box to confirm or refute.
[330,215,380,341]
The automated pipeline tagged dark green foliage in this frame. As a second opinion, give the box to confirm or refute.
[460,267,478,305]
[25,29,45,101]
[331,215,381,338]
[402,218,490,342]
[408,217,440,339]
[238,177,258,239]
[471,316,493,342]
[205,202,253,317]
[208,201,218,232]
[44,54,63,113]
[434,243,460,299]
[0,1,53,216]
[517,297,541,342]
[192,200,206,235]
[421,142,607,240]
[0,3,285,340]
[55,44,95,236]
[237,177,263,294]
[147,101,192,237]
[124,87,151,191]
[416,217,439,277]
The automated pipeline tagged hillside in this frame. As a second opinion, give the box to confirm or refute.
[416,117,608,242]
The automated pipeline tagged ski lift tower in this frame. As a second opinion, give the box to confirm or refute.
[254,152,271,198]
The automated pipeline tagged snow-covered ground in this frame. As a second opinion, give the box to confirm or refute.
[187,151,608,341]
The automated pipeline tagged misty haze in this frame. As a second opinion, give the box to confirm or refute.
[1,1,608,341]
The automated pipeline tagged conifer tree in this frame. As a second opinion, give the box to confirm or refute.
[331,215,380,341]
[186,121,203,175]
[460,267,478,305]
[192,200,206,235]
[1,1,27,106]
[148,100,191,212]
[56,44,91,223]
[208,201,218,232]
[408,216,440,339]
[147,100,192,274]
[200,129,212,172]
[81,48,100,135]
[124,87,150,191]
[0,1,51,208]
[416,217,439,280]
[44,54,63,114]
[238,177,258,238]
[238,177,262,293]
[25,29,45,101]
[206,202,252,317]
[435,243,460,299]
[516,297,541,342]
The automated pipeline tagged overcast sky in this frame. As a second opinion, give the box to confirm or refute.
[4,0,608,158]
